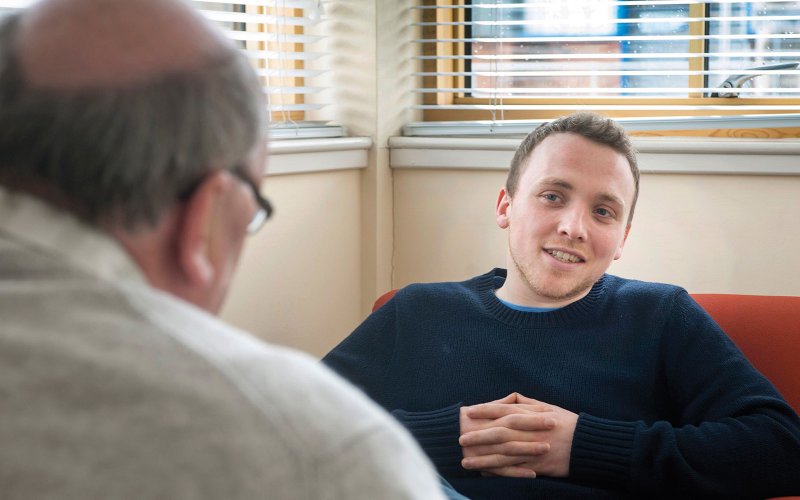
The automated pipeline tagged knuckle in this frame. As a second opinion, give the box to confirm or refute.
[503,441,526,454]
[508,413,530,427]
[488,427,508,440]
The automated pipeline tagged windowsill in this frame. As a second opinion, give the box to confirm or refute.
[388,136,800,175]
[266,137,372,176]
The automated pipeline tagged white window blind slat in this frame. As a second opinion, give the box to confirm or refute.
[193,0,318,9]
[417,103,800,111]
[270,103,326,111]
[220,29,322,44]
[267,86,324,94]
[244,49,324,61]
[420,70,800,77]
[417,33,800,44]
[418,88,800,95]
[417,15,800,27]
[413,0,800,9]
[194,0,318,7]
[200,10,316,27]
[257,68,326,78]
[418,51,800,60]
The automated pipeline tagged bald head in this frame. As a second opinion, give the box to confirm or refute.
[16,0,233,89]
[0,0,266,229]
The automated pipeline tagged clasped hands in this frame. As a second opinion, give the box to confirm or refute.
[459,393,578,479]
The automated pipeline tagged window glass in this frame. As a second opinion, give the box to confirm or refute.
[707,2,800,96]
[467,0,800,98]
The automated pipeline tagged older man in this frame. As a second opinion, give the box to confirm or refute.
[0,0,445,498]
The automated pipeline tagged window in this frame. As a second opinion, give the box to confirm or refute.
[192,1,341,138]
[0,0,341,139]
[413,0,800,136]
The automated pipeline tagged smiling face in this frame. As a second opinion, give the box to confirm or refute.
[495,132,636,308]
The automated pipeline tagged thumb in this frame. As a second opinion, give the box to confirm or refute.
[514,393,545,406]
[490,393,520,404]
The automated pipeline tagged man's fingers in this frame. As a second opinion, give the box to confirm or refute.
[489,393,519,404]
[480,466,537,479]
[461,440,550,457]
[466,403,515,419]
[460,426,553,447]
[462,452,541,473]
[462,412,557,434]
[502,413,556,431]
[514,393,545,405]
[466,403,553,420]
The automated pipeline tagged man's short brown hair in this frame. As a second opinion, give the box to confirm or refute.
[506,112,640,225]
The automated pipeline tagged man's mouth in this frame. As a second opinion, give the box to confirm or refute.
[546,249,584,264]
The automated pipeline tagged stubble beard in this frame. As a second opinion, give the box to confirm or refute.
[509,245,598,304]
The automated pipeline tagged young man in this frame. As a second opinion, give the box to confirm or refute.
[0,1,445,498]
[324,112,800,499]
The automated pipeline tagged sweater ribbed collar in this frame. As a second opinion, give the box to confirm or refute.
[477,268,608,329]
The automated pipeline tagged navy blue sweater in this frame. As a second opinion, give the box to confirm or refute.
[323,269,800,499]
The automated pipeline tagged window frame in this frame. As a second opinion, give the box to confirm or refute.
[417,0,800,137]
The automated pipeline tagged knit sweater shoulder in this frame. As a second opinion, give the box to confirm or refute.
[0,187,446,500]
[323,268,800,499]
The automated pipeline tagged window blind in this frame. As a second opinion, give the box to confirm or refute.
[0,0,341,138]
[412,0,800,130]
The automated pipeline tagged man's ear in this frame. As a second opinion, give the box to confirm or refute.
[614,224,632,260]
[496,187,512,229]
[176,171,229,286]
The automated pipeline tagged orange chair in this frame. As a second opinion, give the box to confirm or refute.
[373,290,800,413]
[692,294,800,414]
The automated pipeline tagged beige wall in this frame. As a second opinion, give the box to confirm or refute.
[613,173,800,294]
[221,169,364,358]
[220,0,385,358]
[392,167,800,296]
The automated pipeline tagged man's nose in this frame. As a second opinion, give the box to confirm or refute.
[558,207,589,241]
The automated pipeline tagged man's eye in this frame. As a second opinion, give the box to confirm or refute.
[595,207,613,218]
[542,194,560,202]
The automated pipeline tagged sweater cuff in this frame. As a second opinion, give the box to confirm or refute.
[391,403,466,475]
[569,413,637,489]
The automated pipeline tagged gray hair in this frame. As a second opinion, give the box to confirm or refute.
[506,112,640,225]
[0,13,266,229]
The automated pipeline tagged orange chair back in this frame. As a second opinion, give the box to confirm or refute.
[372,289,397,313]
[692,294,800,414]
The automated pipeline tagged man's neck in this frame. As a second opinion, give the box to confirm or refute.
[495,275,591,310]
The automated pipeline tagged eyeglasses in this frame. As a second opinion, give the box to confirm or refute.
[177,168,273,235]
[230,168,273,235]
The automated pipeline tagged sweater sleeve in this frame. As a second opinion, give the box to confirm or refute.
[322,299,398,404]
[391,404,468,475]
[569,290,800,498]
[323,298,470,475]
